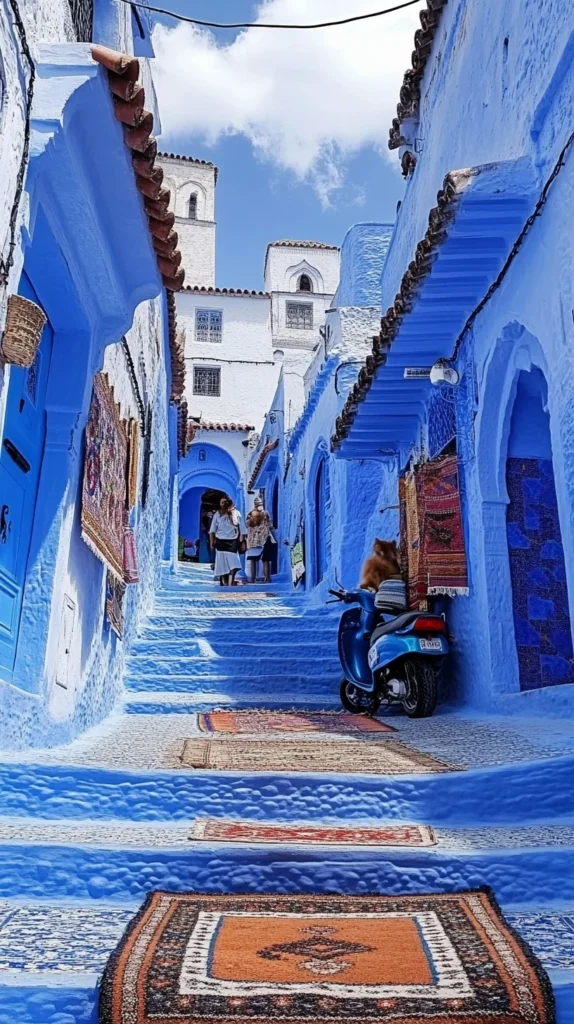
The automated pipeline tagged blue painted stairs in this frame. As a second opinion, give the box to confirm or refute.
[0,563,574,1022]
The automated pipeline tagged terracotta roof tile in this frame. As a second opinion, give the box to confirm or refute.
[331,170,462,452]
[268,240,339,250]
[388,0,449,156]
[183,286,269,297]
[196,421,255,432]
[165,291,188,457]
[248,438,279,491]
[158,151,219,183]
[91,45,185,291]
[177,398,189,459]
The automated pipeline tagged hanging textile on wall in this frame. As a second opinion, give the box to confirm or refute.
[81,373,128,580]
[401,453,468,607]
[127,418,140,510]
[106,571,126,639]
[290,510,305,586]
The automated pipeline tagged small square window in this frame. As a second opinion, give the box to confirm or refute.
[286,302,313,330]
[193,366,221,397]
[196,309,222,343]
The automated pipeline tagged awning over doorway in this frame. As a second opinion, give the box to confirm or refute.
[331,161,535,461]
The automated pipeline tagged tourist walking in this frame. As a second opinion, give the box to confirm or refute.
[209,496,246,586]
[245,496,276,584]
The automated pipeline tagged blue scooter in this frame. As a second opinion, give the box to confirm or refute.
[328,587,449,717]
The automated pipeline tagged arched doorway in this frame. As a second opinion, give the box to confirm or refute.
[505,367,574,689]
[199,488,226,562]
[178,441,244,564]
[309,444,330,587]
[179,486,228,562]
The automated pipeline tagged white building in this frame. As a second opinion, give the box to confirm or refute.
[157,153,340,556]
[158,153,217,288]
[265,240,340,355]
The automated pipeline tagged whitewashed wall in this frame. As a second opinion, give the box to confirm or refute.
[157,155,216,287]
[178,290,281,430]
[264,244,340,355]
[264,245,340,295]
[276,304,389,602]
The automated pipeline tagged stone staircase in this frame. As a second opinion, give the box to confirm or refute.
[0,564,574,1022]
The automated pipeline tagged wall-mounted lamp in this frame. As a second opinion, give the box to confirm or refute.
[430,359,460,386]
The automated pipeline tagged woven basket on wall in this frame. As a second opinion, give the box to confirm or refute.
[2,294,47,367]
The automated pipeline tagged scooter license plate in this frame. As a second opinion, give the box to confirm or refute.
[419,638,442,651]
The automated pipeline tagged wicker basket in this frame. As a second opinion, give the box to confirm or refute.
[2,294,47,367]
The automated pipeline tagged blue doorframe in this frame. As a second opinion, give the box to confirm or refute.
[0,275,53,681]
[314,458,327,584]
[308,441,330,588]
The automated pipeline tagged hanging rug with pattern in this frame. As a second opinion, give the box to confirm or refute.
[99,889,554,1024]
[81,373,128,580]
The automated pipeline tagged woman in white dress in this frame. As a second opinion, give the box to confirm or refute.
[209,496,246,586]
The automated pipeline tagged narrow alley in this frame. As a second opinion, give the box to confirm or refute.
[2,0,574,1020]
[0,565,573,1020]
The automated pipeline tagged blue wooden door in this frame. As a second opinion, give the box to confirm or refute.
[0,275,52,680]
[314,458,327,584]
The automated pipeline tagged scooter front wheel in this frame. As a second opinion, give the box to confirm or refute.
[340,679,381,716]
[401,657,438,718]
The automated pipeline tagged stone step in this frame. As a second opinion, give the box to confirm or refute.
[158,582,294,596]
[1,753,574,826]
[153,595,297,609]
[125,654,342,677]
[0,898,570,1024]
[139,614,337,634]
[130,638,336,657]
[1,828,574,904]
[122,692,341,713]
[123,672,340,693]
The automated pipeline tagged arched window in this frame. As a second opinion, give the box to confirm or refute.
[188,194,198,220]
[298,274,312,292]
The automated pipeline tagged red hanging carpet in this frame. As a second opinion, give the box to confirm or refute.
[99,889,553,1024]
[400,453,468,608]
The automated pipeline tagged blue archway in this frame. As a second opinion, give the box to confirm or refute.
[307,440,331,588]
[178,443,244,561]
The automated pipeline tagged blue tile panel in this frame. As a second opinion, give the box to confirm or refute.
[427,386,456,459]
[506,457,574,690]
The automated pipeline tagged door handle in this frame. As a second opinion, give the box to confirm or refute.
[3,439,30,473]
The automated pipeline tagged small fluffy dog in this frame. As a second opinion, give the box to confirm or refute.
[359,539,401,592]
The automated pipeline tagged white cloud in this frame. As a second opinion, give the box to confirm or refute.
[153,0,424,206]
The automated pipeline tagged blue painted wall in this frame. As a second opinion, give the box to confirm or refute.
[340,0,574,718]
[334,223,393,308]
[0,36,171,748]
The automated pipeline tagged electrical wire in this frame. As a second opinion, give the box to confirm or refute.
[120,0,423,30]
[121,336,147,436]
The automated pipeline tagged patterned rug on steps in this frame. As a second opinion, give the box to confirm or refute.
[166,738,458,774]
[189,819,436,846]
[99,889,553,1024]
[198,711,396,735]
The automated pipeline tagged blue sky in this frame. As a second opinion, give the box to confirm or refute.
[150,0,423,289]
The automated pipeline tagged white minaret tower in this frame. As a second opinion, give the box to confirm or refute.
[157,153,217,287]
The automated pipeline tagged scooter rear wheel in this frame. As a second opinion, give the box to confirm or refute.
[401,657,438,718]
[340,679,381,716]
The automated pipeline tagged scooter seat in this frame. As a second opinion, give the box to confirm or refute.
[371,611,422,642]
